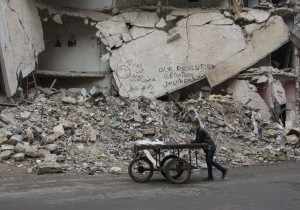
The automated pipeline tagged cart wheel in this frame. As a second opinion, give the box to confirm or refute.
[160,155,178,179]
[164,157,191,184]
[128,157,154,183]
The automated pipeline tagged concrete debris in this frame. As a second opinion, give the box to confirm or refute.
[0,89,298,174]
[109,167,122,175]
[7,135,23,145]
[207,16,289,87]
[0,150,14,161]
[20,111,31,121]
[238,9,270,24]
[227,80,271,120]
[62,97,77,105]
[34,161,64,175]
[12,153,25,162]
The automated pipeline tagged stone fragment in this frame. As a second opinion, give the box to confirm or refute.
[34,162,64,175]
[62,97,77,105]
[0,150,13,160]
[53,124,65,138]
[109,167,122,175]
[0,129,8,145]
[25,127,34,142]
[20,111,31,120]
[45,144,58,153]
[24,144,40,158]
[227,80,271,120]
[1,144,15,151]
[13,153,25,162]
[7,135,23,145]
[15,143,26,153]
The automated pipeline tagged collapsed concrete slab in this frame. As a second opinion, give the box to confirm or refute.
[0,0,44,96]
[227,80,271,120]
[206,16,289,88]
[109,10,246,98]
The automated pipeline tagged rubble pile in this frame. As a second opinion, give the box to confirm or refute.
[0,89,299,175]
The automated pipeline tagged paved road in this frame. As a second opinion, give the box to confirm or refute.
[0,162,300,210]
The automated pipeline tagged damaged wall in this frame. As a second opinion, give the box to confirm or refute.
[0,0,44,96]
[38,16,108,73]
[98,8,289,99]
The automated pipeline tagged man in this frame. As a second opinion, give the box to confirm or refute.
[191,121,227,181]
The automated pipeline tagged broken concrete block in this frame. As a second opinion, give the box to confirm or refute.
[227,80,271,120]
[24,144,40,158]
[109,167,122,175]
[45,144,58,153]
[1,144,15,151]
[0,129,8,145]
[7,135,23,145]
[20,111,31,120]
[62,96,77,105]
[0,150,14,160]
[110,11,246,99]
[207,16,289,87]
[12,153,25,162]
[53,124,65,138]
[15,143,26,153]
[34,161,64,175]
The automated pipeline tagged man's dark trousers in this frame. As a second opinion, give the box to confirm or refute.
[205,145,226,179]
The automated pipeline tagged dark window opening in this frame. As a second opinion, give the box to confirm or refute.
[271,42,293,69]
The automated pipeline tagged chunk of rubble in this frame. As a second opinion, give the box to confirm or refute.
[12,153,25,162]
[34,161,64,175]
[227,80,271,120]
[53,124,65,138]
[0,150,14,160]
[20,111,31,120]
[0,129,8,145]
[109,167,122,175]
[7,135,23,145]
[62,96,77,105]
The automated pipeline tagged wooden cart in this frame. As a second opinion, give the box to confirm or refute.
[128,143,205,184]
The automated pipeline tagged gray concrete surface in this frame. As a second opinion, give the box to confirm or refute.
[0,162,300,210]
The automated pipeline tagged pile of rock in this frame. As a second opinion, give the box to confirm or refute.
[0,88,299,175]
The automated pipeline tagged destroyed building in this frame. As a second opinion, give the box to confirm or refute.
[0,0,300,175]
[0,0,299,126]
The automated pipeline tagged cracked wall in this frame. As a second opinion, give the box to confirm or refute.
[0,0,44,96]
[96,8,289,99]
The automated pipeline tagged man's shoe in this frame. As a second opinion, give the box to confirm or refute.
[222,169,228,179]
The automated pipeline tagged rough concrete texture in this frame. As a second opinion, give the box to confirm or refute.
[227,80,271,120]
[207,16,289,87]
[0,0,44,96]
[94,8,288,99]
[107,10,246,98]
